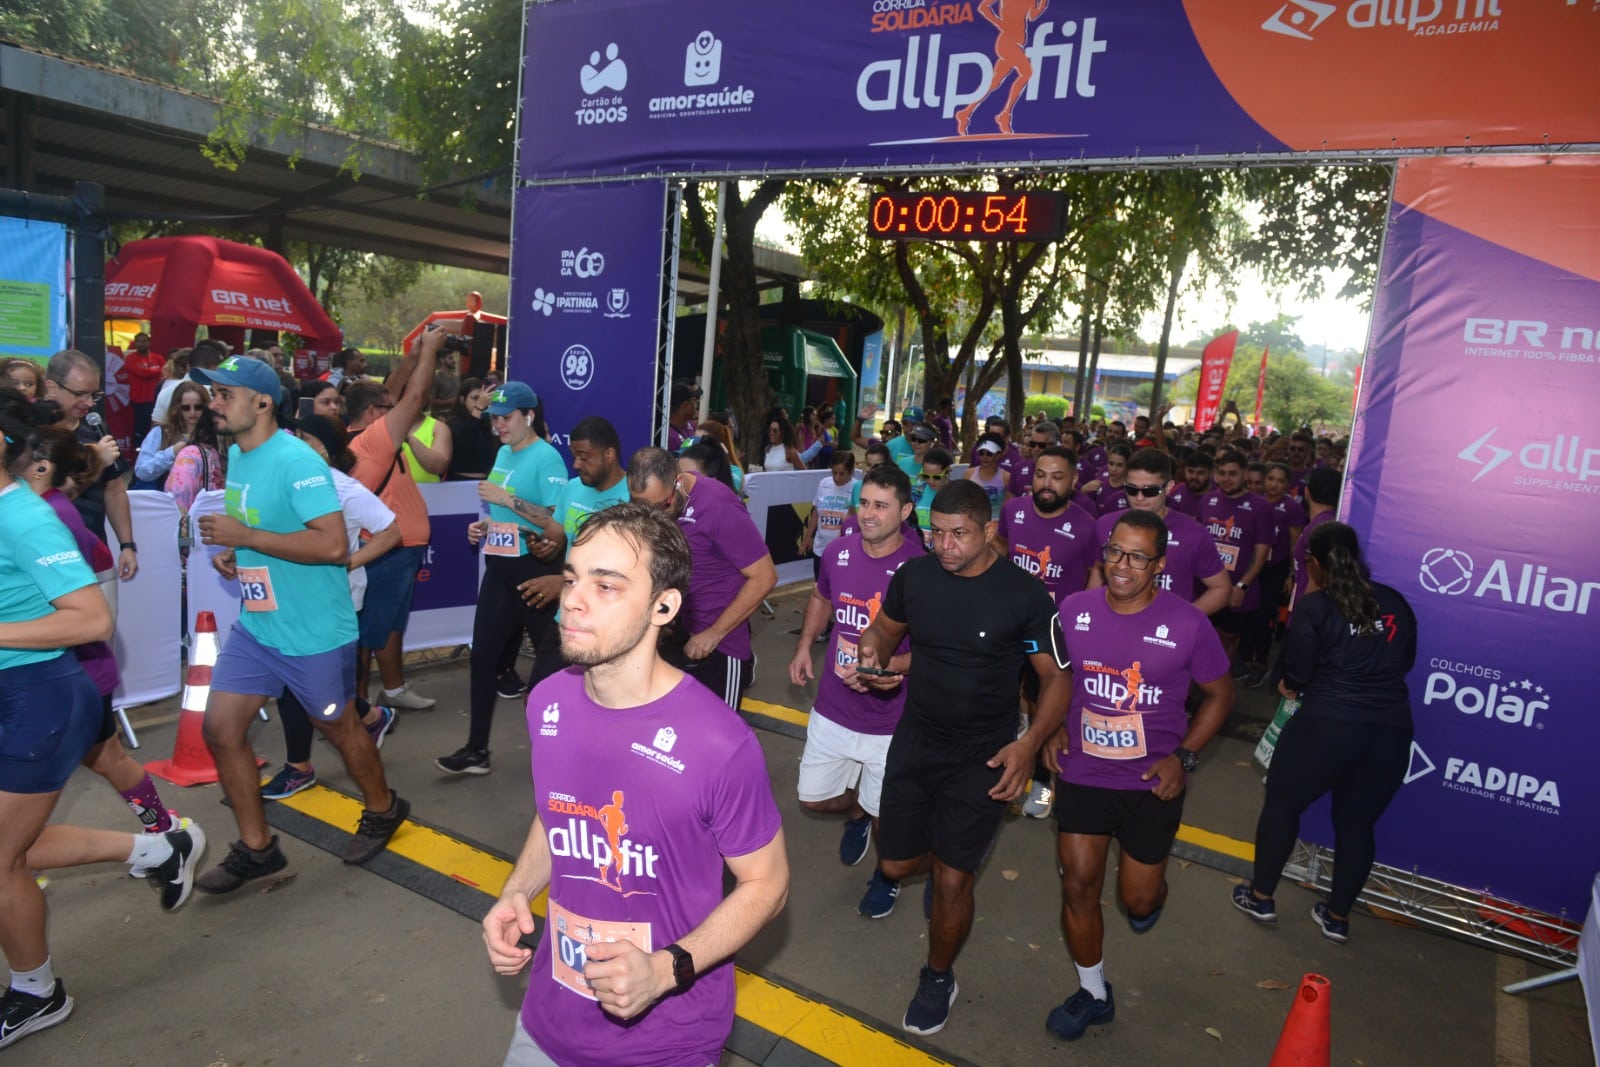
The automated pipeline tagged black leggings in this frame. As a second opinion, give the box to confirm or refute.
[1251,713,1412,916]
[468,554,559,750]
[1239,558,1291,665]
[278,690,370,764]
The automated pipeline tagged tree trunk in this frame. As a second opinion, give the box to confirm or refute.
[1148,242,1190,421]
[1072,306,1090,418]
[1085,308,1104,417]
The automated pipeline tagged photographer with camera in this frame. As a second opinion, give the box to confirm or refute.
[341,328,448,715]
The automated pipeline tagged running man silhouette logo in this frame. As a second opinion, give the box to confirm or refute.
[596,790,628,890]
[956,0,1050,136]
[1117,661,1144,713]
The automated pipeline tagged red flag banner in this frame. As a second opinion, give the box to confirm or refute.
[1194,330,1237,432]
[1253,345,1270,430]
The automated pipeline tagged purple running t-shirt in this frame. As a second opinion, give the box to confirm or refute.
[1265,495,1308,564]
[1056,589,1229,790]
[814,532,922,735]
[678,473,770,659]
[1003,499,1099,604]
[521,667,782,1067]
[1166,483,1199,517]
[1195,490,1272,611]
[1094,509,1225,605]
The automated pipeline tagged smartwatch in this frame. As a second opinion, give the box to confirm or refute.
[122,541,139,553]
[1175,747,1200,773]
[1234,579,1249,590]
[664,943,695,992]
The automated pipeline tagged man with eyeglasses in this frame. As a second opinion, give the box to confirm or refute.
[1044,509,1233,1041]
[1087,450,1230,616]
[895,423,938,479]
[44,349,138,580]
[1006,420,1055,502]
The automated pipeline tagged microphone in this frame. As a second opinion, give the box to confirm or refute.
[85,411,104,432]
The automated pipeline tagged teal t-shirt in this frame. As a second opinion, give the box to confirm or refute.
[888,435,917,477]
[555,476,630,545]
[0,483,97,670]
[225,433,357,656]
[485,439,568,557]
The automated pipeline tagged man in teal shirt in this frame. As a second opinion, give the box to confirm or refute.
[192,357,409,892]
[515,416,630,674]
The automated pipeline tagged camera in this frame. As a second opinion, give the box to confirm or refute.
[440,333,473,356]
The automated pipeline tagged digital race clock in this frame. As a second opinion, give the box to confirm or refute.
[867,190,1067,242]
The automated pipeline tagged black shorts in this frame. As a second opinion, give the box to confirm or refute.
[877,718,1010,874]
[676,650,752,710]
[1054,779,1186,866]
[1212,609,1247,634]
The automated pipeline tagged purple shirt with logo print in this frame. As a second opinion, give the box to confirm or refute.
[814,531,921,735]
[521,666,782,1067]
[1095,509,1225,605]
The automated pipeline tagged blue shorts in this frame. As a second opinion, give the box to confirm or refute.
[0,653,102,794]
[357,545,425,649]
[212,622,356,722]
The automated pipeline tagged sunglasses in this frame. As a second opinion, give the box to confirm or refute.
[179,404,205,412]
[919,472,947,482]
[1124,484,1165,498]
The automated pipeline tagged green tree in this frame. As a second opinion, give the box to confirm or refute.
[1238,166,1391,304]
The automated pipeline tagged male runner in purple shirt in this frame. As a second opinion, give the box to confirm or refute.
[483,503,788,1067]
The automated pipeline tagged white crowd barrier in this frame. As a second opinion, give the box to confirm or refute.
[106,491,184,709]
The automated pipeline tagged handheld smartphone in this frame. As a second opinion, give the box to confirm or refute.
[855,665,902,678]
[297,397,316,421]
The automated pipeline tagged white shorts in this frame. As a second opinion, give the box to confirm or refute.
[797,709,895,817]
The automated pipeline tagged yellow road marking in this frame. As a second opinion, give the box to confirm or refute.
[279,785,953,1066]
[739,697,811,729]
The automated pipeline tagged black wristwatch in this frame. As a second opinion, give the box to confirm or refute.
[664,943,695,992]
[1175,747,1200,773]
[121,541,138,553]
[1233,579,1249,590]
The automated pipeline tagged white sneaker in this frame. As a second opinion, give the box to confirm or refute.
[130,816,192,878]
[1020,781,1054,819]
[384,685,436,711]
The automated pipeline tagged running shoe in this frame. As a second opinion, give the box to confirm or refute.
[858,871,900,919]
[1020,780,1054,819]
[342,791,411,865]
[0,980,73,1051]
[436,746,491,775]
[1312,901,1349,944]
[366,705,398,750]
[1231,883,1278,923]
[195,836,289,895]
[260,764,316,800]
[839,814,871,866]
[383,684,436,711]
[146,823,207,911]
[496,670,527,699]
[1045,985,1115,1041]
[131,816,192,877]
[901,966,958,1035]
[1128,906,1164,934]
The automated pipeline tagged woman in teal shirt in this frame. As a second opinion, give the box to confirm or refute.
[0,389,206,1050]
[437,381,568,776]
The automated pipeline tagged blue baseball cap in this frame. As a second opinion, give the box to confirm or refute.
[901,405,925,423]
[486,380,540,415]
[193,355,281,403]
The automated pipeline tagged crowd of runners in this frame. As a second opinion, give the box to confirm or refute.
[1,348,1418,1065]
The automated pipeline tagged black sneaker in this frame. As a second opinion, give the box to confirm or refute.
[1045,984,1115,1041]
[0,980,73,1050]
[496,670,527,699]
[436,746,491,775]
[147,823,207,911]
[195,836,289,895]
[342,791,410,865]
[901,966,958,1035]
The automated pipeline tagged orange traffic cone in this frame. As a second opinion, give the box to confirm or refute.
[148,611,263,786]
[1269,973,1331,1067]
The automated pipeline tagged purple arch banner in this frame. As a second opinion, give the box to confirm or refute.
[1340,155,1600,918]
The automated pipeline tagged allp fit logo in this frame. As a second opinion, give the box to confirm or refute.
[1458,427,1600,491]
[1418,548,1600,616]
[1263,0,1503,40]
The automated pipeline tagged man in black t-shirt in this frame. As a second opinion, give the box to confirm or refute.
[858,479,1071,1037]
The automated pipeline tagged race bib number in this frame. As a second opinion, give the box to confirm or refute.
[547,899,652,1001]
[484,521,523,558]
[1215,541,1240,572]
[1080,709,1148,760]
[236,566,278,612]
[834,635,859,679]
[819,508,845,531]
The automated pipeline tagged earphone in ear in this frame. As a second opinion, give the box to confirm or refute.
[525,415,533,428]
[657,603,670,615]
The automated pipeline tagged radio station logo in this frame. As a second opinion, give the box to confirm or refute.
[650,30,754,119]
[576,42,628,125]
[561,344,596,391]
[1457,427,1599,493]
[1418,547,1599,616]
[1261,0,1502,40]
